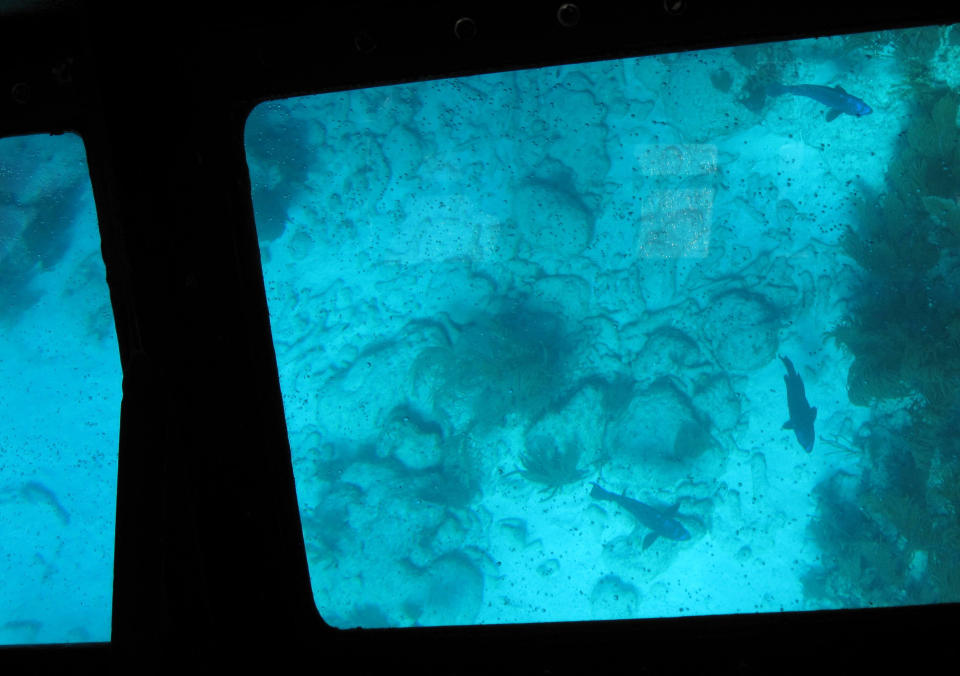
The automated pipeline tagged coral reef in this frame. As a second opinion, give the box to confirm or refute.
[812,83,960,608]
[835,88,960,411]
[807,417,960,607]
[804,471,908,608]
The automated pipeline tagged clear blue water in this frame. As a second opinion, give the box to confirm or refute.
[0,133,121,644]
[239,23,960,627]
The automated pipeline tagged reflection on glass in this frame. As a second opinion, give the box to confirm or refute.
[0,134,121,644]
[246,24,960,627]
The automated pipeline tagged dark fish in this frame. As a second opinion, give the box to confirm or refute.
[589,482,690,549]
[780,354,817,452]
[767,83,872,121]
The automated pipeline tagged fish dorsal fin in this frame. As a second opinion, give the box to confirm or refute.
[825,108,841,122]
[835,85,847,93]
[812,406,818,422]
[664,502,680,518]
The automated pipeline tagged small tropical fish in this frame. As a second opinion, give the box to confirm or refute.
[780,354,817,452]
[767,83,872,121]
[589,482,690,549]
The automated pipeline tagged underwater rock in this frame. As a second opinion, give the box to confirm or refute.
[381,124,425,191]
[604,377,722,483]
[401,203,511,266]
[412,306,570,433]
[753,253,803,309]
[576,316,624,375]
[699,289,779,372]
[634,258,678,311]
[379,409,444,471]
[421,263,497,323]
[337,603,393,629]
[512,181,593,257]
[632,325,703,381]
[712,481,742,524]
[690,372,742,433]
[710,68,733,93]
[594,268,647,320]
[317,340,419,445]
[418,551,485,626]
[424,513,473,556]
[287,228,315,261]
[497,517,529,548]
[338,461,399,497]
[414,457,481,511]
[0,203,44,317]
[532,274,592,320]
[589,574,639,619]
[525,74,609,190]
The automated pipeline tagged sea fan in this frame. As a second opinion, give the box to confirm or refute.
[516,436,588,499]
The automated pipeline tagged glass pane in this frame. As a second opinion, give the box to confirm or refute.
[247,23,960,627]
[0,133,121,644]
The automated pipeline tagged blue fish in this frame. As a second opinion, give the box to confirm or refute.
[590,482,690,549]
[767,83,872,121]
[780,354,817,452]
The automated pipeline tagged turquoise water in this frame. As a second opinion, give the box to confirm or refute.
[246,23,960,628]
[0,134,121,644]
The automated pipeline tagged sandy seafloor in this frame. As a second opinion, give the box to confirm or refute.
[249,27,960,627]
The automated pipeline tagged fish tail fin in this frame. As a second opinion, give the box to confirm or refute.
[766,82,788,97]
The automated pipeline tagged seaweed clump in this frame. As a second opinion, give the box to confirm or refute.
[811,83,960,608]
[834,88,960,410]
[803,471,908,608]
[805,418,960,607]
[411,302,572,434]
[514,435,588,499]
